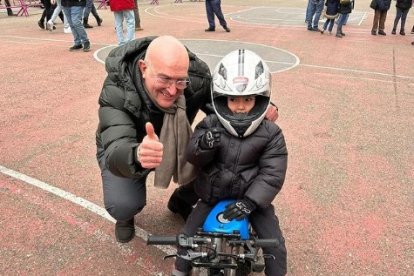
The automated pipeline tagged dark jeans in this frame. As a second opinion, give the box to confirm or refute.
[175,201,287,276]
[39,0,54,23]
[205,0,227,29]
[305,0,324,29]
[323,18,335,32]
[134,0,141,28]
[336,13,348,34]
[372,9,388,32]
[4,0,13,16]
[97,146,147,221]
[393,7,410,31]
[97,145,198,221]
[83,0,100,20]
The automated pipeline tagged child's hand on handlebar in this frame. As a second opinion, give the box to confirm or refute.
[223,198,257,221]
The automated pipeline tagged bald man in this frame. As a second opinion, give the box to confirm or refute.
[96,36,213,243]
[96,36,279,243]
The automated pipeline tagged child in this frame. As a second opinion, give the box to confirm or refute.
[172,49,288,276]
[321,0,340,35]
[336,0,354,38]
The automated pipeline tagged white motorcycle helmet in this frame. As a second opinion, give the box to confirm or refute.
[211,49,271,137]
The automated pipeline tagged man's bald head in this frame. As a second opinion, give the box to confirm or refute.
[145,36,189,72]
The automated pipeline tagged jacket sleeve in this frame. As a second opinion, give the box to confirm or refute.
[244,123,288,209]
[98,82,149,179]
[186,115,218,167]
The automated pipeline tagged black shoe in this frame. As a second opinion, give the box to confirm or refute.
[223,26,230,32]
[115,218,135,243]
[83,41,90,52]
[391,29,396,35]
[97,17,103,26]
[412,41,414,45]
[341,32,345,36]
[400,30,405,36]
[167,191,193,221]
[69,44,83,51]
[38,20,45,30]
[205,27,215,32]
[335,33,342,38]
[84,23,93,28]
[311,27,321,32]
[371,30,377,35]
[378,30,386,36]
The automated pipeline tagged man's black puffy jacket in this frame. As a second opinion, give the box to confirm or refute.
[186,115,288,209]
[96,36,212,179]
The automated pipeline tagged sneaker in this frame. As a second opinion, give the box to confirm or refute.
[223,26,231,32]
[320,29,325,34]
[64,27,72,34]
[371,30,377,35]
[115,218,135,243]
[46,21,55,31]
[83,41,91,52]
[205,27,215,32]
[38,20,45,30]
[378,30,386,36]
[69,44,82,51]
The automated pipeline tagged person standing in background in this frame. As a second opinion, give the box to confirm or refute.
[133,0,143,31]
[306,0,324,31]
[109,0,136,45]
[370,0,392,35]
[204,0,231,32]
[335,0,354,38]
[61,0,91,51]
[391,0,412,35]
[321,0,340,35]
[83,0,103,28]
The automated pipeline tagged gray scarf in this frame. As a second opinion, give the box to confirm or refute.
[149,94,198,188]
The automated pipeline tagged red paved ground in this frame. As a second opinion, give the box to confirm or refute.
[1,0,413,275]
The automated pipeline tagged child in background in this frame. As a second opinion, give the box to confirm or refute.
[321,0,340,35]
[173,49,288,276]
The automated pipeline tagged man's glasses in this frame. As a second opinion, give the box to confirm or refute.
[154,76,190,90]
[145,62,190,90]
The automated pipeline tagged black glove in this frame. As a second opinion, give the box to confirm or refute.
[222,198,257,221]
[199,128,222,149]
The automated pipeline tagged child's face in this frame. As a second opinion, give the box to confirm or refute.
[227,96,256,114]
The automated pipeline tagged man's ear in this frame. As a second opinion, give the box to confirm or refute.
[138,60,147,78]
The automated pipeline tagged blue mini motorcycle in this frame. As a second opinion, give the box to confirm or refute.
[147,199,279,276]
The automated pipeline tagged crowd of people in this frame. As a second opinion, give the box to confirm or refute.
[306,0,414,44]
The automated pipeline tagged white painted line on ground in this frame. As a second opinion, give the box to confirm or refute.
[0,164,175,255]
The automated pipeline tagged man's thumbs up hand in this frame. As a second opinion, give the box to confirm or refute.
[137,122,163,169]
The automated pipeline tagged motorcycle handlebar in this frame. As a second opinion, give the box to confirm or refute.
[147,235,177,245]
[253,238,280,248]
[147,234,211,247]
